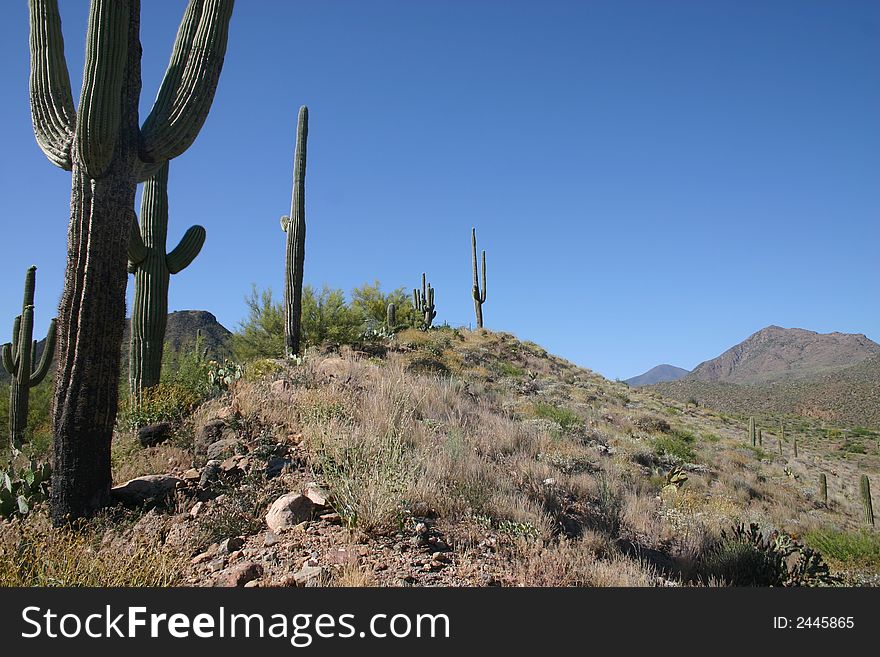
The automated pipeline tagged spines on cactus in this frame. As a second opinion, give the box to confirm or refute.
[860,475,874,527]
[1,266,57,451]
[471,227,487,329]
[282,105,308,358]
[128,161,205,403]
[413,273,436,330]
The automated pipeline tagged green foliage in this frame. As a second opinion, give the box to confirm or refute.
[0,458,51,519]
[234,282,418,361]
[803,528,880,569]
[497,361,525,378]
[698,523,838,586]
[232,285,286,361]
[532,402,582,432]
[654,430,697,463]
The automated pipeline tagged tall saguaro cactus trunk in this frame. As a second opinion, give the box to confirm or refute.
[471,228,487,329]
[281,106,309,358]
[28,0,233,524]
[128,162,206,401]
[1,267,57,451]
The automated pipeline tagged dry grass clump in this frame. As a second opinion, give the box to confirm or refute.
[0,512,185,586]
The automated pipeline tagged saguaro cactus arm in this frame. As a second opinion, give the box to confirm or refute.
[75,0,130,179]
[1,343,13,375]
[138,0,235,168]
[30,318,57,386]
[128,212,149,271]
[28,0,76,170]
[167,225,206,274]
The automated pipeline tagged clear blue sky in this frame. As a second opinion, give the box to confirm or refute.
[1,1,878,380]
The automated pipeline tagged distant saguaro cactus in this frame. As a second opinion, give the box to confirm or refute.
[413,273,436,330]
[386,303,397,329]
[749,417,756,446]
[128,161,205,402]
[471,228,487,329]
[1,267,56,451]
[818,473,827,504]
[793,434,798,458]
[28,0,234,523]
[758,428,763,447]
[281,106,308,358]
[860,475,874,527]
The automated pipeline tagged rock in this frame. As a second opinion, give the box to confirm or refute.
[265,493,315,533]
[207,438,240,461]
[265,456,292,478]
[137,422,174,448]
[316,357,348,381]
[220,456,240,472]
[304,483,331,507]
[110,475,182,506]
[196,419,231,454]
[263,531,280,547]
[270,379,290,394]
[293,564,326,587]
[182,468,201,483]
[319,512,341,524]
[218,562,263,587]
[190,501,204,518]
[243,579,260,588]
[199,461,222,488]
[218,536,244,555]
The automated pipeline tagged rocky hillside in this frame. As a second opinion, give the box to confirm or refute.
[687,325,880,385]
[625,364,690,387]
[4,328,877,588]
[652,354,880,429]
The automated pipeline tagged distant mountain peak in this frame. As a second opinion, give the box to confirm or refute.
[625,364,690,387]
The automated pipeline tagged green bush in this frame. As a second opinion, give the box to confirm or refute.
[654,431,697,463]
[803,528,880,569]
[697,523,837,586]
[532,402,582,432]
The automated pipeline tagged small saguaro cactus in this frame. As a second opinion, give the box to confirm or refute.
[413,273,436,330]
[758,428,763,447]
[749,417,756,446]
[793,434,798,458]
[386,303,397,329]
[1,267,57,451]
[860,475,874,527]
[818,473,827,504]
[128,161,205,402]
[471,227,487,329]
[281,105,308,358]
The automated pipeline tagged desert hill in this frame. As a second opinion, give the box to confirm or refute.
[625,364,690,387]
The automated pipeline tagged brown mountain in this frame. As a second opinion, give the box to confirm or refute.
[687,325,880,385]
[625,364,690,387]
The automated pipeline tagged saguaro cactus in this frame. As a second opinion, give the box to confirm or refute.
[386,303,397,329]
[280,106,308,358]
[413,273,437,330]
[28,0,234,523]
[471,228,487,329]
[818,473,827,504]
[749,417,756,446]
[793,435,798,458]
[758,428,763,447]
[860,475,874,527]
[128,161,205,401]
[1,267,56,451]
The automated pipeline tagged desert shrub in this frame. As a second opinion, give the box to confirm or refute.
[349,280,419,329]
[696,523,837,587]
[653,431,697,463]
[117,382,203,430]
[497,361,525,378]
[532,402,582,432]
[803,528,880,569]
[310,427,417,534]
[232,285,286,361]
[192,471,289,549]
